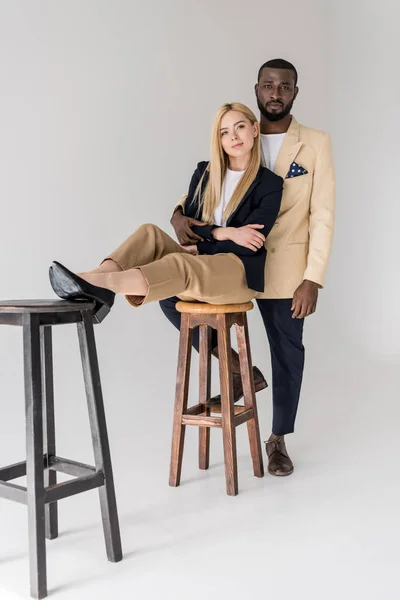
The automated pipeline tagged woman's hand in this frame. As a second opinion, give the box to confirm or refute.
[179,244,198,254]
[213,224,266,251]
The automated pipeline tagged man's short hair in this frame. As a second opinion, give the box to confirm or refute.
[257,59,298,86]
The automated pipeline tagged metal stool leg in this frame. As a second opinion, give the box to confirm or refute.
[77,310,122,563]
[24,314,47,599]
[40,326,58,540]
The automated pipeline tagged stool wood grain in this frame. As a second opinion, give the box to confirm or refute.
[169,301,264,496]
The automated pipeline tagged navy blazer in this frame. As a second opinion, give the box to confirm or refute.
[184,161,283,292]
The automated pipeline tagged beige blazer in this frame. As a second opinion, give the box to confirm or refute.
[177,117,335,299]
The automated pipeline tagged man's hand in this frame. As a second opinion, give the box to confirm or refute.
[291,280,319,319]
[170,208,207,245]
[214,224,265,251]
[179,244,198,254]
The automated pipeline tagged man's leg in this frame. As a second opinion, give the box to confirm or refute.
[159,296,213,352]
[256,298,305,475]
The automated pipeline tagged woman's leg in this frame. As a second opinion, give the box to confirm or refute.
[81,259,123,275]
[77,223,190,300]
[80,251,254,307]
[80,267,149,296]
[80,223,187,277]
[109,223,187,268]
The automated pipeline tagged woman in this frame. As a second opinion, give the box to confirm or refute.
[49,103,283,319]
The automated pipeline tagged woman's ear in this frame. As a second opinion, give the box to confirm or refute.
[253,121,259,138]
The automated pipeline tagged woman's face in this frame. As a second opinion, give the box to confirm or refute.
[219,110,258,161]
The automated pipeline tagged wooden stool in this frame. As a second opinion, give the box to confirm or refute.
[169,301,264,496]
[0,300,122,599]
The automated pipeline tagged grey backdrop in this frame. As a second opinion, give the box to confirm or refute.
[0,2,398,599]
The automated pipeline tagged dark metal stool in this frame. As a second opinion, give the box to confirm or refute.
[0,300,122,599]
[169,301,264,497]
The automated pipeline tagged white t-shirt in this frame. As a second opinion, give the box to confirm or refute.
[213,168,245,227]
[260,133,286,171]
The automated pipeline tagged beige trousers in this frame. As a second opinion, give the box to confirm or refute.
[106,223,255,306]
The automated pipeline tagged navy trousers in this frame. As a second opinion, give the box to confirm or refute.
[159,297,304,436]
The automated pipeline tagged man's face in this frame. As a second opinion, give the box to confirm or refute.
[255,68,298,122]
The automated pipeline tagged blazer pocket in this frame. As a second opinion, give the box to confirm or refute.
[285,172,307,179]
[284,172,310,182]
[286,162,308,178]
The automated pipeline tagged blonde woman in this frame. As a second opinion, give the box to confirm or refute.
[49,103,283,320]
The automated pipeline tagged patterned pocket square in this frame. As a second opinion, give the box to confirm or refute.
[286,162,308,178]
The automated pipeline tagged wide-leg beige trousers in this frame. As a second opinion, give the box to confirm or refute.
[105,223,255,307]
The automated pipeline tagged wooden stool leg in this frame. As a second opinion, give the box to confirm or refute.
[169,314,192,486]
[235,315,264,478]
[198,325,211,470]
[23,314,47,599]
[217,315,238,496]
[40,326,58,540]
[77,311,123,563]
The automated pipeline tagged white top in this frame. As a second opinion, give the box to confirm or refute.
[213,168,245,227]
[260,133,286,171]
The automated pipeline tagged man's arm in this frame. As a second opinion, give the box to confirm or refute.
[170,165,211,245]
[291,133,336,318]
[304,133,336,286]
[173,193,187,215]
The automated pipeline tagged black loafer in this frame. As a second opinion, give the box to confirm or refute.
[49,261,115,323]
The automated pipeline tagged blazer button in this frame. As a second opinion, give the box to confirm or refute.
[270,248,276,253]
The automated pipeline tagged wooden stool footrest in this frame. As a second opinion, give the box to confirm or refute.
[0,455,103,505]
[48,455,96,477]
[208,404,247,415]
[182,415,222,428]
[234,408,254,427]
[0,481,27,504]
[181,405,254,428]
[44,472,104,504]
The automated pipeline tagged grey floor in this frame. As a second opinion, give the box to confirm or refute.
[0,315,398,600]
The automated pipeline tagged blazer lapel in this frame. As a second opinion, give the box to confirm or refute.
[273,117,303,179]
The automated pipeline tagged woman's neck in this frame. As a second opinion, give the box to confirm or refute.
[228,153,250,171]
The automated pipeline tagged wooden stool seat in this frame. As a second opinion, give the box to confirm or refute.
[176,301,254,314]
[0,299,122,598]
[0,299,95,313]
[169,301,264,496]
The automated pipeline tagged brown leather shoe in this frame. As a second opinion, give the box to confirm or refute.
[207,366,267,406]
[265,436,294,476]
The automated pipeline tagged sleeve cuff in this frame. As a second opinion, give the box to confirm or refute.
[303,269,325,288]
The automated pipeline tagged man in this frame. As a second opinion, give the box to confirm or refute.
[160,59,335,476]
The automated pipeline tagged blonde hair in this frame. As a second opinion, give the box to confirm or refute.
[194,103,260,223]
